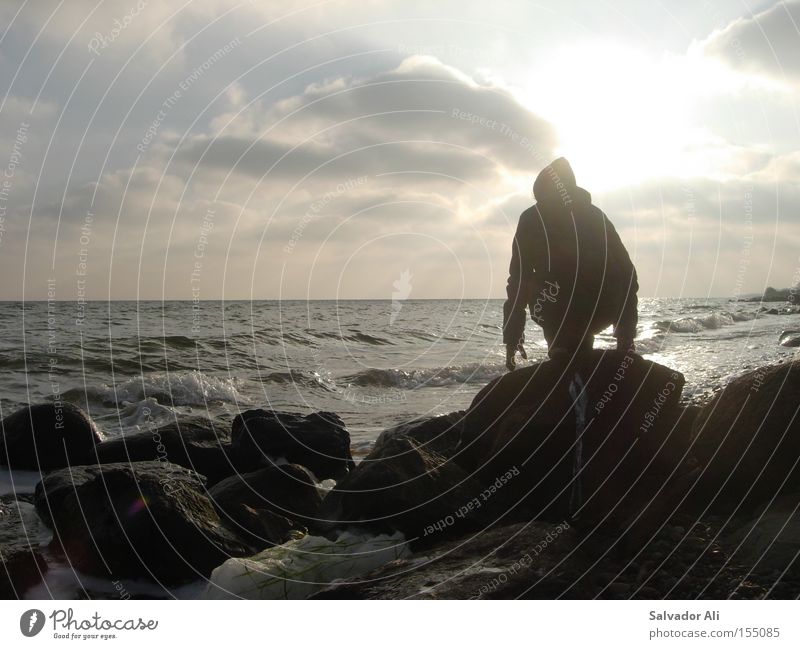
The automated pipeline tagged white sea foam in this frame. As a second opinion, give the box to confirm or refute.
[203,531,409,599]
[87,370,243,407]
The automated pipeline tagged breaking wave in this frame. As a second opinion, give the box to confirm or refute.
[654,311,753,334]
[340,361,506,389]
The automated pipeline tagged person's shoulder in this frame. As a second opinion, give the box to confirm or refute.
[518,203,542,223]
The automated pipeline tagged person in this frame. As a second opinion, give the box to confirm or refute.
[503,157,638,370]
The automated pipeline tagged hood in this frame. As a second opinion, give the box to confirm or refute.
[533,157,587,206]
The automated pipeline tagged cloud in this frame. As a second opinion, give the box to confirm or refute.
[698,0,800,83]
[175,56,557,184]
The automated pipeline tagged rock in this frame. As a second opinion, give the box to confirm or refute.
[725,494,800,577]
[779,330,800,347]
[458,351,685,524]
[34,461,251,583]
[318,434,493,546]
[312,520,579,599]
[690,360,800,509]
[0,402,102,471]
[372,412,466,460]
[0,499,48,598]
[89,416,235,485]
[219,505,296,550]
[208,464,322,537]
[230,410,354,480]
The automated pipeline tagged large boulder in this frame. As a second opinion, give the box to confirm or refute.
[0,499,48,598]
[1,402,102,471]
[208,464,322,547]
[89,416,235,485]
[318,434,494,546]
[457,351,686,525]
[690,360,800,510]
[230,409,354,480]
[34,461,251,583]
[372,412,466,460]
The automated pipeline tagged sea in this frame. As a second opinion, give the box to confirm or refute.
[1,297,798,598]
[1,298,798,452]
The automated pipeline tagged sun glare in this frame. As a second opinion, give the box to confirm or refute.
[521,43,695,191]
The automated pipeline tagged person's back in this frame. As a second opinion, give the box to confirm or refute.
[504,158,638,368]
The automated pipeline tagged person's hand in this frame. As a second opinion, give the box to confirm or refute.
[506,343,527,371]
[617,337,635,353]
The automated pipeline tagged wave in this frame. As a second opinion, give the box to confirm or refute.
[63,370,242,408]
[654,310,753,334]
[262,369,337,391]
[340,361,506,389]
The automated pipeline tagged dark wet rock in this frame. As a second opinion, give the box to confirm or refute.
[1,402,102,471]
[218,504,296,551]
[0,499,48,598]
[230,409,354,480]
[318,434,493,546]
[312,520,580,599]
[458,351,685,526]
[34,461,251,583]
[208,464,321,534]
[372,412,466,460]
[690,360,800,510]
[89,416,235,485]
[779,330,800,347]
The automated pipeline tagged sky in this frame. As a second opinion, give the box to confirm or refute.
[0,0,798,300]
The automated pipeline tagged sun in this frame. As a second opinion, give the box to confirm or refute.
[520,42,694,191]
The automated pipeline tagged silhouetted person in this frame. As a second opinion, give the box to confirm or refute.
[504,158,638,369]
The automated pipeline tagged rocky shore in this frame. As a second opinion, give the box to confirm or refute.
[2,351,799,599]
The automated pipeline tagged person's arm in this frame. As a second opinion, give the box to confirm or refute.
[503,212,535,369]
[604,216,638,350]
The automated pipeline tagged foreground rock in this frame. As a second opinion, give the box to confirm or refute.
[35,461,251,583]
[458,351,687,527]
[230,409,354,480]
[691,360,800,510]
[1,499,48,598]
[89,416,235,485]
[318,431,493,546]
[208,464,322,549]
[372,412,466,459]
[1,402,102,471]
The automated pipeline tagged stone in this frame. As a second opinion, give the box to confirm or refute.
[0,499,48,598]
[779,330,800,347]
[690,360,800,509]
[318,434,494,546]
[230,409,354,480]
[89,416,235,485]
[458,351,685,525]
[34,461,251,583]
[1,402,102,471]
[208,464,322,532]
[372,412,466,460]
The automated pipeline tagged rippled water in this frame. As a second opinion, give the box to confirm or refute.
[1,298,797,451]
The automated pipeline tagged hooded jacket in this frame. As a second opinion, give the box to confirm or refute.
[502,158,638,346]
